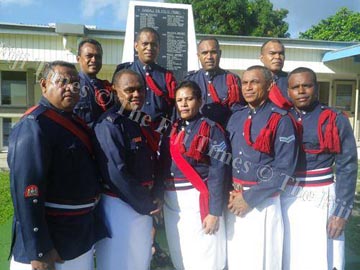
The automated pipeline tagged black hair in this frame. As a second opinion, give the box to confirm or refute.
[288,67,317,83]
[77,38,103,56]
[41,61,77,80]
[197,37,220,51]
[135,27,160,44]
[245,65,273,83]
[288,67,319,94]
[175,80,202,100]
[112,69,144,87]
[260,39,285,54]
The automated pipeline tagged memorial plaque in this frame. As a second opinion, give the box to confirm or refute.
[134,5,188,80]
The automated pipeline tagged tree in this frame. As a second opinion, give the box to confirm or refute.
[299,7,360,41]
[248,0,289,37]
[166,0,290,37]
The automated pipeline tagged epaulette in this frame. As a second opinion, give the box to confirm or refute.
[184,70,198,78]
[231,103,247,112]
[115,62,133,72]
[104,111,124,124]
[320,104,342,115]
[22,105,48,120]
[270,105,287,116]
[203,117,216,127]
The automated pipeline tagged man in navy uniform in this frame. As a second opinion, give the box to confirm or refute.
[282,67,357,270]
[260,39,292,109]
[74,38,114,127]
[94,69,162,270]
[113,27,176,126]
[226,65,298,270]
[113,27,176,265]
[184,37,242,126]
[8,61,106,270]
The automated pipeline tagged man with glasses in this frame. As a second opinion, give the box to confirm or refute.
[8,61,106,270]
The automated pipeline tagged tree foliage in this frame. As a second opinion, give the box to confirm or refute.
[299,8,360,41]
[166,0,289,37]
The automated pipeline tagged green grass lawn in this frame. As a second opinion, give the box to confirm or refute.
[0,170,12,225]
[345,163,360,269]
[0,170,12,270]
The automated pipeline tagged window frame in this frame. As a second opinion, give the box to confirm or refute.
[333,80,356,114]
[0,71,28,107]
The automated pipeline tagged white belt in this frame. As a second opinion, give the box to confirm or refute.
[45,201,96,210]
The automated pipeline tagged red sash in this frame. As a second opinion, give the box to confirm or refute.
[269,84,292,110]
[24,105,93,154]
[165,71,176,100]
[207,73,241,107]
[243,112,282,154]
[226,73,241,107]
[302,109,341,154]
[207,81,221,104]
[170,131,209,222]
[145,71,174,105]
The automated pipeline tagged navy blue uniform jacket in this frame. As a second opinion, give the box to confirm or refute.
[74,71,114,127]
[159,114,231,216]
[8,97,106,263]
[94,105,160,215]
[227,101,298,208]
[184,68,242,126]
[289,102,357,218]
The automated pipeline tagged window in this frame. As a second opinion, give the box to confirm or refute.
[1,117,20,150]
[318,82,330,106]
[334,81,355,113]
[1,71,27,106]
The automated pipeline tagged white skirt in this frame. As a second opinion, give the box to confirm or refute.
[281,183,345,270]
[164,188,226,270]
[226,195,283,270]
[95,194,153,270]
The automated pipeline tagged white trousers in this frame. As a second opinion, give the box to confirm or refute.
[281,183,345,270]
[164,188,226,270]
[95,194,153,270]
[226,196,283,270]
[10,248,94,270]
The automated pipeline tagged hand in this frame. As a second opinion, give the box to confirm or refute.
[31,260,54,270]
[327,215,347,239]
[31,249,63,270]
[150,197,163,216]
[202,214,219,235]
[228,191,251,217]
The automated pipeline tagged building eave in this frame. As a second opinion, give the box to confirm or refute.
[322,44,360,62]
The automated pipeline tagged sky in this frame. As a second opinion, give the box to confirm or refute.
[0,0,359,38]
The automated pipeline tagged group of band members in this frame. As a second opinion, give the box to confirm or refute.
[7,26,357,270]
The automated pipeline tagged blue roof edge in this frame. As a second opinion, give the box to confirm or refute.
[323,44,360,62]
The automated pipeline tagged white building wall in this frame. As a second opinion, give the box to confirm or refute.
[0,24,359,138]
